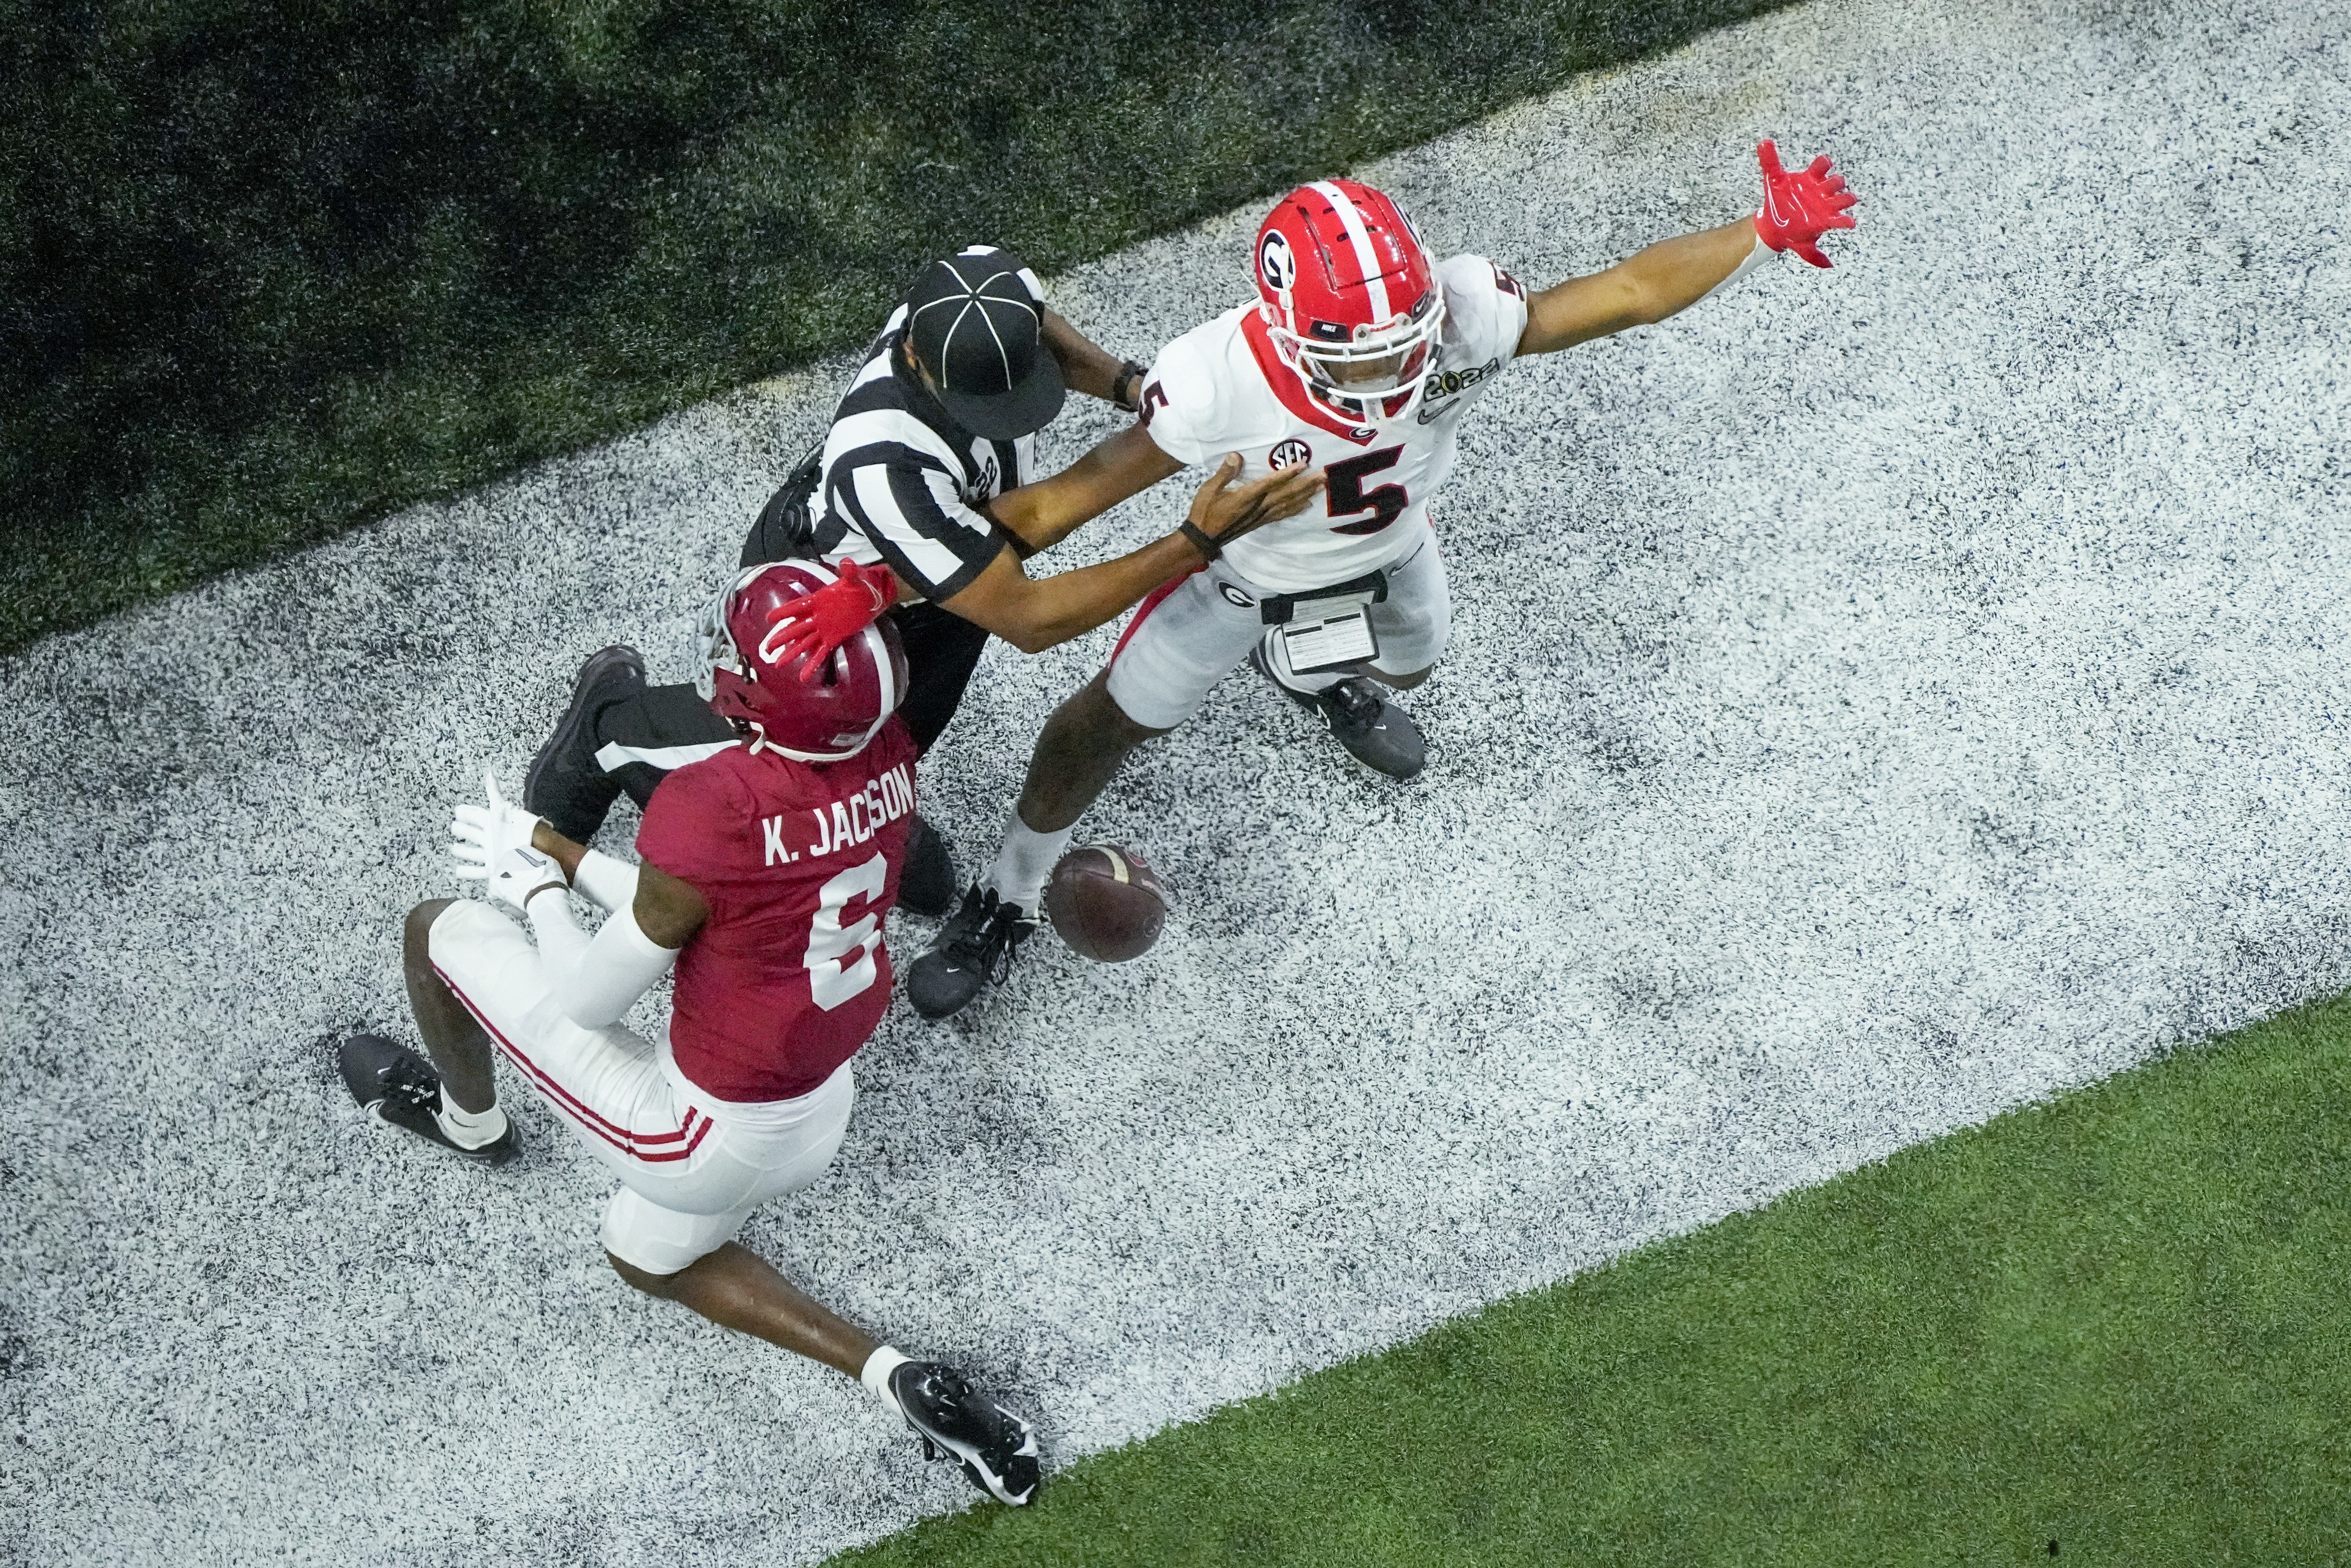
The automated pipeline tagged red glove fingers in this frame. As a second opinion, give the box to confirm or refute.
[757,560,895,683]
[1754,139,1859,269]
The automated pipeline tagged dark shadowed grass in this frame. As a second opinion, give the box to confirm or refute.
[0,0,1792,654]
[831,995,2351,1565]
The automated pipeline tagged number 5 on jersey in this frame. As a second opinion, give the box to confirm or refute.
[806,854,886,1010]
[1324,448,1408,536]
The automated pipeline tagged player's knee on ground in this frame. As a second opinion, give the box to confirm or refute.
[404,897,456,965]
[607,1249,685,1299]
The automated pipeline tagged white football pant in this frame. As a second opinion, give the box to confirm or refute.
[426,899,854,1274]
[1104,524,1451,730]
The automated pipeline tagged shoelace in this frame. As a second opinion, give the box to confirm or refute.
[942,896,1004,970]
[384,1064,439,1112]
[982,909,1030,985]
[1325,679,1383,724]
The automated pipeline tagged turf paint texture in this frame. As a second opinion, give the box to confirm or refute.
[830,996,2351,1566]
[3,0,2345,1561]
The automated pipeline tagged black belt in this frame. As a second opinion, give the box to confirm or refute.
[1258,567,1389,626]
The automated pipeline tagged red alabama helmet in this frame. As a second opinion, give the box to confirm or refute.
[695,561,906,762]
[1253,179,1446,424]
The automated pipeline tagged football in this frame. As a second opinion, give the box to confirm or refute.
[1044,843,1169,963]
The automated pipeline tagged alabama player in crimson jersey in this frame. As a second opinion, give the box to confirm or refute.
[337,559,1041,1505]
[894,142,1859,1020]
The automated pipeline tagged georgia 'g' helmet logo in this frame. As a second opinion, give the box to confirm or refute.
[1258,230,1297,294]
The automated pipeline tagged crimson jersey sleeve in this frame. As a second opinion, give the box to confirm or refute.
[634,760,754,887]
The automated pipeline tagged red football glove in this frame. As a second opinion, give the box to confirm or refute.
[1754,140,1858,269]
[759,559,894,683]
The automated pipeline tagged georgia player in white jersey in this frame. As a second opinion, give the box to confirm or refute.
[1140,195,1529,600]
[887,143,1858,1022]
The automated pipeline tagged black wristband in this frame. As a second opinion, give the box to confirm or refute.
[1178,519,1221,562]
[1113,360,1149,413]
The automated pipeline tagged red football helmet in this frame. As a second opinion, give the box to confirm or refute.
[1253,179,1446,424]
[694,561,906,762]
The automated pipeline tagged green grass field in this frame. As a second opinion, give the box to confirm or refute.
[835,996,2351,1565]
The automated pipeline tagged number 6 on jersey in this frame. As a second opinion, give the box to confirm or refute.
[806,853,887,1010]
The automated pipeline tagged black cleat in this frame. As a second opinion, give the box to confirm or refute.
[900,813,957,920]
[1250,638,1426,781]
[889,1361,1041,1506]
[338,1033,520,1166]
[903,883,1035,1021]
[526,645,646,843]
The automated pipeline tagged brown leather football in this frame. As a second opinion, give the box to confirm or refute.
[1044,843,1169,963]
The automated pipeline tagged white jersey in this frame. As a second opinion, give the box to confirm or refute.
[1139,253,1529,594]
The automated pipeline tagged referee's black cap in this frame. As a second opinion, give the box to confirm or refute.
[903,246,1066,440]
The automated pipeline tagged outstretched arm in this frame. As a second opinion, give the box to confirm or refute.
[447,773,706,1028]
[988,423,1183,554]
[1516,140,1857,358]
[1040,309,1145,409]
[528,820,709,949]
[1516,218,1765,355]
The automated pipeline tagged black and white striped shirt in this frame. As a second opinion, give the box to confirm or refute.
[807,306,1035,602]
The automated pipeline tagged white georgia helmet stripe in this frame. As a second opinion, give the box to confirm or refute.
[1309,180,1393,325]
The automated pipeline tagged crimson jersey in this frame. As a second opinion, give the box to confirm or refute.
[1140,253,1530,593]
[634,718,919,1103]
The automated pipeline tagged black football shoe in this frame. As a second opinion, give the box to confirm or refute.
[903,883,1035,1022]
[338,1033,520,1166]
[1250,638,1426,781]
[526,645,646,844]
[900,813,957,920]
[889,1361,1041,1506]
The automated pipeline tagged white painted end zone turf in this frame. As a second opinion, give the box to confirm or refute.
[4,0,2346,1560]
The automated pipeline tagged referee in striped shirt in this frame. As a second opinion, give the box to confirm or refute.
[524,245,1321,914]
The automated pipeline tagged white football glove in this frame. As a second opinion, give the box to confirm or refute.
[477,844,569,913]
[452,770,560,908]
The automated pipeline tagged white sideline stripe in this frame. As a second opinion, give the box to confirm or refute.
[594,740,734,773]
